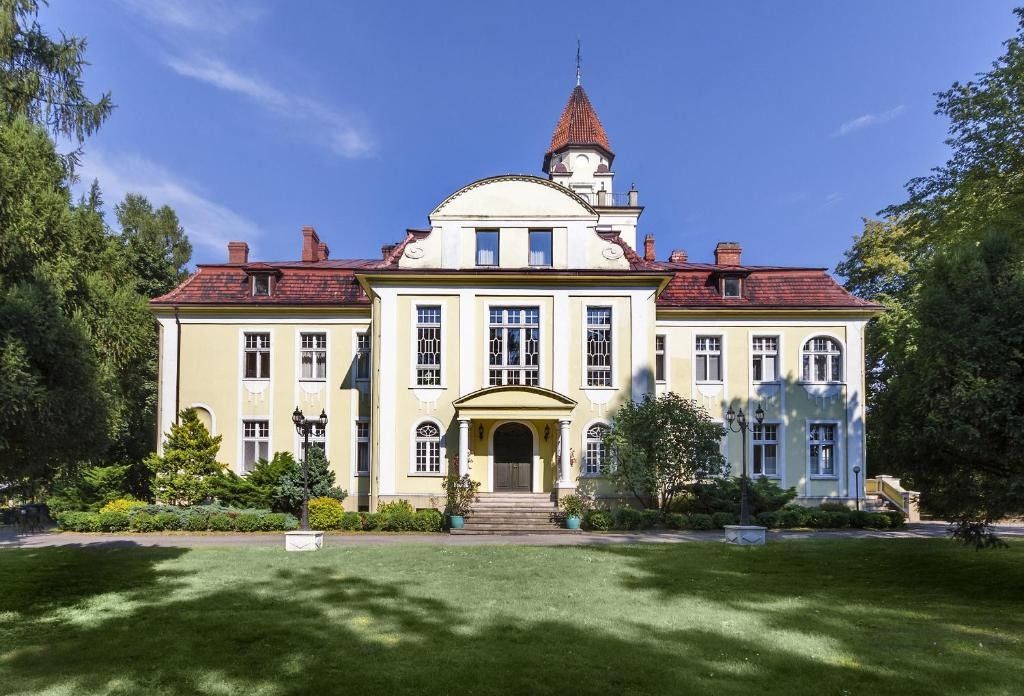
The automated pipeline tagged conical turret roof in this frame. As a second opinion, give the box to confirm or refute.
[543,85,613,171]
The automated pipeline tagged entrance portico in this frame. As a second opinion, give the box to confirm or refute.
[452,386,577,495]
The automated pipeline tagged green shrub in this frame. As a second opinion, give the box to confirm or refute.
[584,509,613,531]
[613,507,641,530]
[818,502,850,513]
[757,511,779,528]
[638,509,663,529]
[97,511,130,532]
[340,511,362,531]
[207,513,233,531]
[866,512,891,529]
[309,497,345,530]
[711,511,737,529]
[234,512,263,532]
[679,477,797,517]
[884,510,906,528]
[665,512,688,530]
[58,511,101,532]
[687,513,714,530]
[181,511,210,531]
[806,509,832,529]
[848,510,871,528]
[129,512,158,532]
[413,509,444,532]
[100,498,147,515]
[360,512,380,530]
[153,512,182,531]
[827,510,851,528]
[776,508,806,528]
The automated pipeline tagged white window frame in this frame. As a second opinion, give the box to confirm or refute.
[299,332,327,381]
[355,419,370,476]
[241,419,270,473]
[528,229,553,267]
[252,274,271,297]
[243,332,271,380]
[751,335,780,383]
[655,334,667,384]
[475,229,500,266]
[581,421,610,477]
[307,422,326,457]
[807,420,840,479]
[801,334,844,383]
[355,331,371,382]
[414,305,443,386]
[751,422,781,479]
[410,419,445,476]
[695,335,723,383]
[585,306,613,388]
[721,276,742,298]
[487,306,541,386]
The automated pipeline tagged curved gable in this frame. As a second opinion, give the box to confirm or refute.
[453,386,577,419]
[431,175,597,219]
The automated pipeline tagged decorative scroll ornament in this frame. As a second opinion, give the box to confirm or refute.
[601,246,624,260]
[404,244,425,259]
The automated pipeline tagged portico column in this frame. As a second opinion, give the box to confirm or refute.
[458,418,470,477]
[558,418,573,486]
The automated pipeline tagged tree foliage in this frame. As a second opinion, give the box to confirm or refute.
[145,409,227,506]
[273,448,345,516]
[605,393,726,511]
[114,193,192,297]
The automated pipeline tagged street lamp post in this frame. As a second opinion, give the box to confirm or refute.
[725,403,765,527]
[853,464,862,511]
[292,406,328,531]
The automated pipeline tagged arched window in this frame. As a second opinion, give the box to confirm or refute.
[584,423,610,476]
[413,421,442,474]
[801,336,843,383]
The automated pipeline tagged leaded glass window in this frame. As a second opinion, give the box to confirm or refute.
[414,421,442,473]
[586,307,612,387]
[415,306,442,386]
[488,307,540,386]
[584,423,610,475]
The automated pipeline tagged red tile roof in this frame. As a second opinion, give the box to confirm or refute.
[546,86,612,161]
[151,265,371,306]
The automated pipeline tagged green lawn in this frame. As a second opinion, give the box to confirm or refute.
[1,540,1022,695]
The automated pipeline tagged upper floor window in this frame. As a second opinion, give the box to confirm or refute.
[252,274,271,296]
[695,335,722,382]
[300,333,326,380]
[415,306,442,386]
[356,331,371,381]
[655,335,667,383]
[721,276,742,298]
[309,422,326,454]
[242,419,269,472]
[244,332,270,379]
[585,307,613,387]
[752,336,778,382]
[753,423,779,477]
[529,230,552,266]
[584,423,610,476]
[488,307,540,386]
[808,423,837,477]
[476,230,499,266]
[356,420,370,475]
[413,421,442,474]
[802,336,842,383]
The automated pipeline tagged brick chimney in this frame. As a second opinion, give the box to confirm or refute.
[301,226,322,262]
[669,249,688,263]
[381,243,398,260]
[227,241,249,264]
[317,242,329,261]
[714,242,742,266]
[643,234,656,262]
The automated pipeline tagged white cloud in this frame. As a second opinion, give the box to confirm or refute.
[77,150,262,259]
[115,0,265,35]
[836,105,906,137]
[164,55,374,158]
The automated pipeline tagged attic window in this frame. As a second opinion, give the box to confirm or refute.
[721,276,742,298]
[252,274,271,296]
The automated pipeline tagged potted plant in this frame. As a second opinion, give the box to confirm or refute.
[442,467,479,530]
[559,493,587,530]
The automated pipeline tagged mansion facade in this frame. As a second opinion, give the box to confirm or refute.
[151,83,879,511]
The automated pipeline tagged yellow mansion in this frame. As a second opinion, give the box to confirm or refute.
[152,83,879,514]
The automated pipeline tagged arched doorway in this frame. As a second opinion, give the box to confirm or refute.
[493,423,533,492]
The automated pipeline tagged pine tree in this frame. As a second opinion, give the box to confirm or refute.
[145,409,226,506]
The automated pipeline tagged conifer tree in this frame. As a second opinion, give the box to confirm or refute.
[145,409,226,506]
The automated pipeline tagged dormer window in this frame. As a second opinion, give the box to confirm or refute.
[252,274,271,296]
[721,276,742,298]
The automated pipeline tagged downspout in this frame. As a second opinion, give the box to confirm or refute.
[174,306,181,424]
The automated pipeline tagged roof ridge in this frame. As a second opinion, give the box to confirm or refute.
[151,266,203,303]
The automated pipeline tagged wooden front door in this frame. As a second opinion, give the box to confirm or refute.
[493,423,533,491]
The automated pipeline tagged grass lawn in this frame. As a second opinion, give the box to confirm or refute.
[1,539,1022,695]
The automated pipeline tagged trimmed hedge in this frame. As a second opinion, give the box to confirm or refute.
[575,504,906,533]
[58,505,298,533]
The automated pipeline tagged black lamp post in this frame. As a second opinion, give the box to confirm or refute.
[853,465,862,511]
[292,406,328,531]
[725,403,765,526]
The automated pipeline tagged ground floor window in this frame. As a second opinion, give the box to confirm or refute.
[242,420,269,473]
[413,421,442,473]
[752,423,779,477]
[356,421,370,475]
[808,422,836,476]
[584,423,610,475]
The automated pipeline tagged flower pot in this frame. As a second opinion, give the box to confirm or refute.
[565,516,581,530]
[449,515,465,529]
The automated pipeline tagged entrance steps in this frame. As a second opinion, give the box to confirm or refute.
[450,492,570,535]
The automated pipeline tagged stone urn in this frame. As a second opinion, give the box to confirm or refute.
[723,525,767,546]
[285,530,324,551]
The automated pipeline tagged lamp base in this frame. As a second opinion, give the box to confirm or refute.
[285,530,324,552]
[723,525,767,546]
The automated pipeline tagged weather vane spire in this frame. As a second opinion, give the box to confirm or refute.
[576,38,582,86]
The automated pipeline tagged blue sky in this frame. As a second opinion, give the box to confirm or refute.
[41,1,1018,271]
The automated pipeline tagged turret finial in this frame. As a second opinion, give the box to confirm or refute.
[576,38,582,86]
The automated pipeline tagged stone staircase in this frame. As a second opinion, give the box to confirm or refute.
[450,492,567,535]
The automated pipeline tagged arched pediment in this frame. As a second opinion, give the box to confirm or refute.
[430,175,597,219]
[453,385,577,420]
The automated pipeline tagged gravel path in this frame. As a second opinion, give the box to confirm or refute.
[3,521,1023,549]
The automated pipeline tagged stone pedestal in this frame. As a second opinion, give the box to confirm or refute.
[723,525,767,546]
[285,530,324,551]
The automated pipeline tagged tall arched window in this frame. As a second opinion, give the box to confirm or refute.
[584,423,610,476]
[413,421,442,473]
[801,336,843,383]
